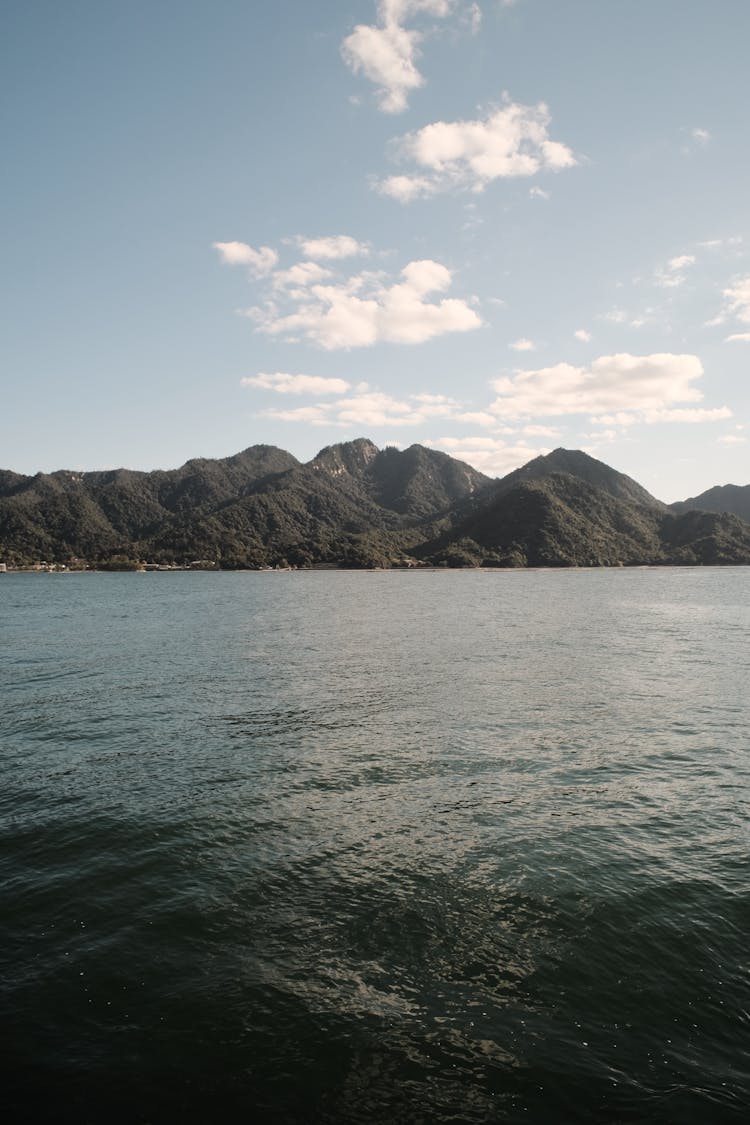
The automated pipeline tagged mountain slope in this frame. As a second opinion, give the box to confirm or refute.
[417,471,750,567]
[492,448,666,510]
[418,473,665,567]
[670,483,750,522]
[1,442,748,568]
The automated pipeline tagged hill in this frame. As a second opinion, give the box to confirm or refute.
[670,483,750,523]
[0,440,493,568]
[492,448,666,510]
[1,443,748,568]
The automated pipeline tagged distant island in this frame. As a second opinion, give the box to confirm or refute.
[1,441,749,570]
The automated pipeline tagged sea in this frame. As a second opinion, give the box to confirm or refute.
[1,568,748,1123]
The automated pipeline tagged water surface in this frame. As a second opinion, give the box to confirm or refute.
[1,569,748,1122]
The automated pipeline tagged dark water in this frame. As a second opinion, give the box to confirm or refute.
[1,569,748,1123]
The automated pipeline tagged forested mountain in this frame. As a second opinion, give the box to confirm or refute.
[670,483,750,523]
[1,442,749,568]
[492,448,666,510]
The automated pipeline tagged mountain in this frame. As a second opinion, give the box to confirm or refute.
[492,448,666,510]
[0,445,301,566]
[415,472,750,568]
[1,442,749,568]
[670,483,750,523]
[421,473,664,567]
[0,440,492,568]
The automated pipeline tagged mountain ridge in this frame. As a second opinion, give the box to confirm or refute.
[1,442,748,569]
[669,482,750,523]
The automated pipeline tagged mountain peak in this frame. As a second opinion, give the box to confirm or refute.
[310,438,379,477]
[496,447,665,510]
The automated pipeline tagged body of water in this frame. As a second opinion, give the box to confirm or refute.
[1,569,748,1122]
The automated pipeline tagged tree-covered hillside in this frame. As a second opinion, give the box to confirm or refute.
[1,442,749,568]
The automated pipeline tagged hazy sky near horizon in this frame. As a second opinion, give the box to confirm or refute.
[2,0,749,501]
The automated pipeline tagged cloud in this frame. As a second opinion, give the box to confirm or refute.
[213,241,278,276]
[583,428,618,445]
[263,386,462,428]
[272,261,333,291]
[510,337,535,351]
[298,235,369,260]
[722,276,750,323]
[247,257,482,349]
[467,3,482,34]
[590,412,638,427]
[647,407,731,423]
[522,424,560,436]
[574,329,591,342]
[424,435,549,477]
[668,255,696,271]
[262,405,332,425]
[698,236,742,250]
[376,99,576,200]
[241,373,352,396]
[455,410,497,427]
[603,308,627,324]
[602,305,656,329]
[341,1,452,114]
[489,353,716,421]
[725,332,750,343]
[681,127,711,154]
[529,186,550,200]
[718,434,746,444]
[375,174,437,202]
[655,253,695,288]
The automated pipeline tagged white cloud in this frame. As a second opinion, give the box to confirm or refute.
[298,235,369,260]
[381,1,452,21]
[410,391,459,405]
[510,337,535,351]
[241,373,352,396]
[213,241,278,276]
[655,253,696,289]
[681,127,711,155]
[725,332,750,343]
[591,411,638,427]
[467,3,482,34]
[263,385,463,428]
[668,254,696,272]
[335,389,453,426]
[272,261,333,291]
[341,1,452,114]
[722,276,750,324]
[603,307,628,324]
[529,186,550,200]
[455,410,497,427]
[377,99,576,200]
[247,257,481,349]
[574,329,591,342]
[425,435,548,477]
[588,407,730,426]
[489,353,713,420]
[263,405,332,425]
[375,174,437,202]
[644,407,732,424]
[698,236,742,250]
[584,428,618,444]
[718,434,746,444]
[522,424,560,436]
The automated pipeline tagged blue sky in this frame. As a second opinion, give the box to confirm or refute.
[2,0,748,501]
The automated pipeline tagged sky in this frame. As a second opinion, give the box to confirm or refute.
[2,0,749,502]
